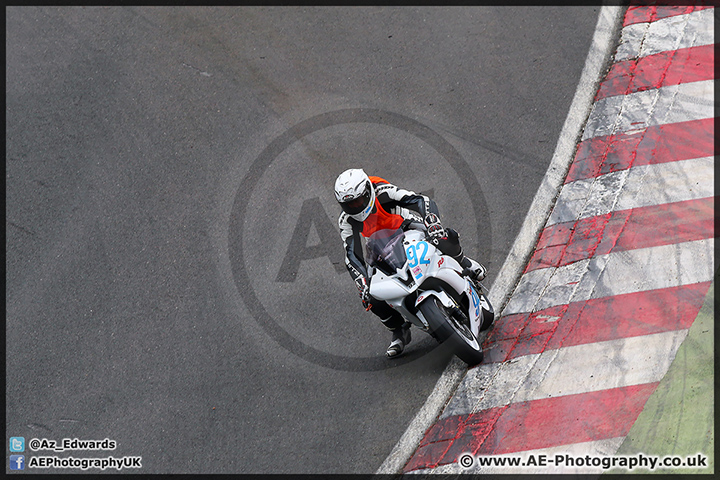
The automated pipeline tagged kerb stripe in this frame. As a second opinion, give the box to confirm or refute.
[526,197,715,273]
[474,383,659,456]
[400,4,716,474]
[405,383,658,471]
[484,282,712,364]
[623,4,714,27]
[596,45,714,100]
[566,117,714,184]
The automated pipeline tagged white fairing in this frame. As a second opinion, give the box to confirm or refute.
[367,229,487,338]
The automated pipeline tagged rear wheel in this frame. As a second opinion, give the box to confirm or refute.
[419,297,484,366]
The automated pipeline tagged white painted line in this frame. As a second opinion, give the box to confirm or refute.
[438,359,506,419]
[504,238,715,315]
[547,156,715,226]
[441,330,688,418]
[613,157,714,210]
[375,6,626,474]
[510,330,688,404]
[444,352,537,417]
[535,257,599,314]
[586,238,714,301]
[615,8,715,61]
[547,169,628,226]
[583,80,714,140]
[500,267,557,316]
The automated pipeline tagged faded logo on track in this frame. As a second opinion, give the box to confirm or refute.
[229,109,490,371]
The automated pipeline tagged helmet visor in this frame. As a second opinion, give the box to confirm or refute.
[340,182,372,215]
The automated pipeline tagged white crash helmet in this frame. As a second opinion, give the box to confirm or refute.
[334,168,376,222]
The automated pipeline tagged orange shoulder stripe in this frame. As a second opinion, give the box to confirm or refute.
[368,175,389,185]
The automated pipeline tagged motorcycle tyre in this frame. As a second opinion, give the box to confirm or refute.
[419,297,484,366]
[472,280,495,332]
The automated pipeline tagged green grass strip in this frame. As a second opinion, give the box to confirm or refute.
[607,278,715,474]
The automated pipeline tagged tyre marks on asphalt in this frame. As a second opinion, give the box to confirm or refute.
[402,3,714,473]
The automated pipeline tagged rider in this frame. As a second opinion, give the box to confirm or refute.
[334,168,487,358]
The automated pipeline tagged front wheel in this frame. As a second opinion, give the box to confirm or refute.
[419,297,484,366]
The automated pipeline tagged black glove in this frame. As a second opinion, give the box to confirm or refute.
[424,213,446,243]
[355,276,371,310]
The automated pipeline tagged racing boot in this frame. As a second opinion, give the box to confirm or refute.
[386,322,412,358]
[454,251,487,281]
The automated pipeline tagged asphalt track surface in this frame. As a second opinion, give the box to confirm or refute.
[6,6,600,474]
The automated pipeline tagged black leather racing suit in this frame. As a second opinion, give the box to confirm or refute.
[338,178,463,330]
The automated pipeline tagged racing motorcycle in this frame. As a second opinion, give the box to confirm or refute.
[364,225,494,365]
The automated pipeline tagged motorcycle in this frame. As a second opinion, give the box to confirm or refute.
[364,225,494,365]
